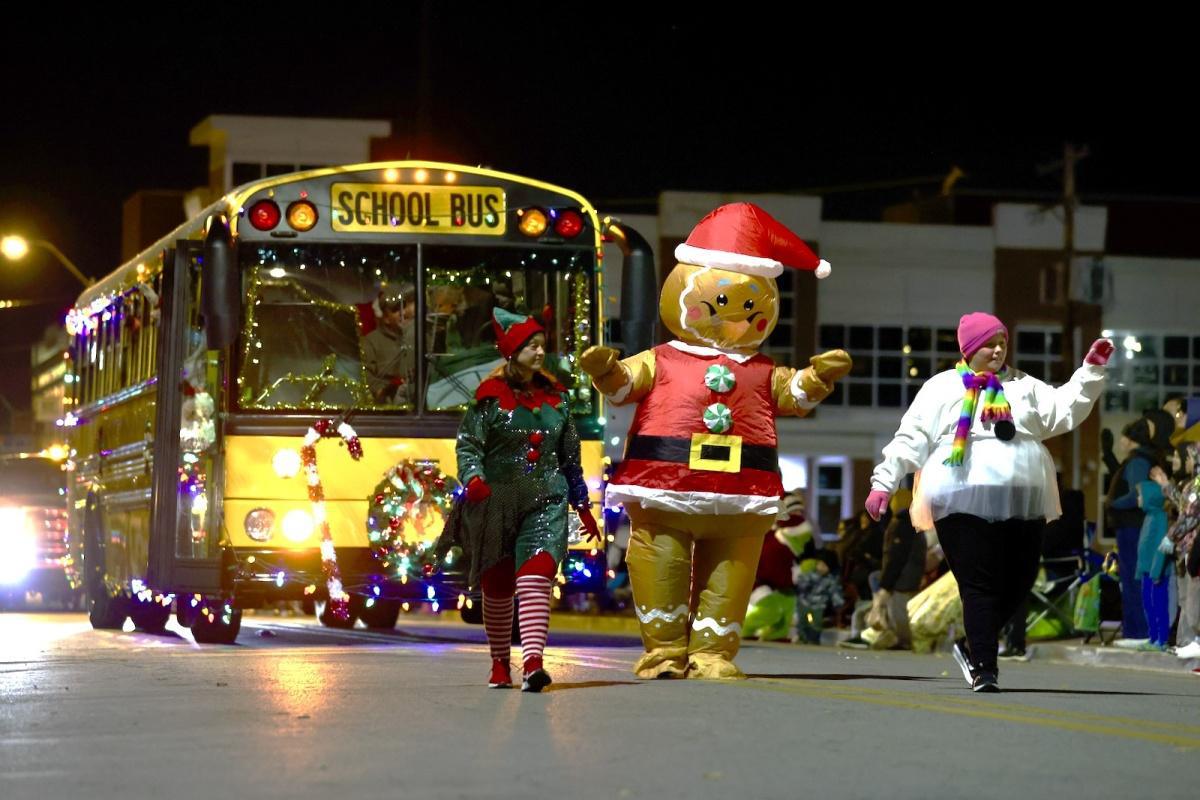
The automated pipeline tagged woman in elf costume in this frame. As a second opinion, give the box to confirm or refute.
[865,312,1112,692]
[439,308,601,692]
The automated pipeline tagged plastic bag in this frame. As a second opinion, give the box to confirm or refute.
[1073,573,1102,633]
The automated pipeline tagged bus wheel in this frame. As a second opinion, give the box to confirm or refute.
[356,599,401,630]
[459,600,483,625]
[316,600,357,629]
[130,597,172,633]
[190,604,242,644]
[88,590,128,630]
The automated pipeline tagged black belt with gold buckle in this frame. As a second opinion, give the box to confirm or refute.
[625,434,779,473]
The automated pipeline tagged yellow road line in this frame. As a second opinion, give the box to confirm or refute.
[739,679,1200,749]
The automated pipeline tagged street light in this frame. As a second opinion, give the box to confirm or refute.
[1,235,92,287]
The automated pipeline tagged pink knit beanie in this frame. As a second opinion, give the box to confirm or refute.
[957,312,1009,358]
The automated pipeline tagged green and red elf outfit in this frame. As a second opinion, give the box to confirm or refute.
[438,308,598,692]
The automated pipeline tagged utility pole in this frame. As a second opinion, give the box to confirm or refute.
[1038,143,1090,490]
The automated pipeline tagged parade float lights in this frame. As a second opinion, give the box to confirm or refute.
[0,509,35,585]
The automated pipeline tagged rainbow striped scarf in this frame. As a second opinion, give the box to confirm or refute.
[944,361,1013,467]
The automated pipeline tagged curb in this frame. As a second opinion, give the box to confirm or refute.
[1030,641,1200,675]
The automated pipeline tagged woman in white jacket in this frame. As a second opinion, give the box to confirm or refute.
[865,312,1112,692]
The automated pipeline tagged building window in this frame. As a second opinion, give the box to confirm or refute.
[1014,326,1066,384]
[812,456,850,538]
[1103,331,1200,413]
[232,162,263,186]
[818,323,958,407]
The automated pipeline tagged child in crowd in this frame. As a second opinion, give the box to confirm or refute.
[1136,480,1172,651]
[791,558,844,644]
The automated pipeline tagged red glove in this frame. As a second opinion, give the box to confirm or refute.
[865,490,890,522]
[1084,338,1114,366]
[465,476,491,503]
[389,376,406,386]
[577,505,602,543]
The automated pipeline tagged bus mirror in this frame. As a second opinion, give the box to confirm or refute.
[202,216,240,349]
[603,218,658,353]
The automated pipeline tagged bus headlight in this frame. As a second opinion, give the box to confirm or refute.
[282,510,314,543]
[243,508,275,543]
[273,449,302,479]
[0,509,36,586]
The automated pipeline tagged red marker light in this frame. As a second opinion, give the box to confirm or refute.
[554,209,585,238]
[248,200,281,231]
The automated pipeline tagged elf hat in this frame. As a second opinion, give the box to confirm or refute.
[674,203,830,279]
[492,307,545,360]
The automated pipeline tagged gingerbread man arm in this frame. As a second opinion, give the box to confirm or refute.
[579,346,657,406]
[772,349,853,417]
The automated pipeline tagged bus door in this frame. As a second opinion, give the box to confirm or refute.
[147,242,225,594]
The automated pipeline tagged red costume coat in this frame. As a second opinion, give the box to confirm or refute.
[607,343,783,515]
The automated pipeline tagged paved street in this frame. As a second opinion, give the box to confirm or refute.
[2,610,1198,800]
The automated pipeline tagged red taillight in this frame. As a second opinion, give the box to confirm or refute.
[248,200,282,231]
[553,209,585,238]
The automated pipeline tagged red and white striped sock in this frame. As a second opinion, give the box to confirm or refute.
[482,592,513,662]
[515,574,553,669]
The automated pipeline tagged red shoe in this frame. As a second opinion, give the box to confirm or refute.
[488,659,512,689]
[521,656,552,693]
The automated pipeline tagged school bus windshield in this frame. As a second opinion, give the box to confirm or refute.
[235,242,595,413]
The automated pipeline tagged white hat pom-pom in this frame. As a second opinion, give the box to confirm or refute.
[815,259,832,279]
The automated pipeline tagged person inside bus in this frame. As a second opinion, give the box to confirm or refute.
[361,286,416,404]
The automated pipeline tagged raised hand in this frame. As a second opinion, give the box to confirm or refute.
[1084,338,1114,367]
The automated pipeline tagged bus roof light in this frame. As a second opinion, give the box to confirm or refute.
[248,200,281,231]
[286,201,318,232]
[554,209,585,238]
[517,208,549,237]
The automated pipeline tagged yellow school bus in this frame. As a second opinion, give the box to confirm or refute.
[63,162,653,643]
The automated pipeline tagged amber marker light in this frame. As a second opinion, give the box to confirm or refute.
[517,208,549,237]
[286,200,319,231]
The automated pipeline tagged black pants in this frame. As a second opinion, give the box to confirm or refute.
[937,514,1044,674]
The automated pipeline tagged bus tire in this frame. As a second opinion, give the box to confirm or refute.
[316,599,357,629]
[459,600,483,625]
[191,607,242,644]
[130,597,172,633]
[88,590,128,630]
[356,599,402,630]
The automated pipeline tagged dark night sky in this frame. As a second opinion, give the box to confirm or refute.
[0,9,1193,422]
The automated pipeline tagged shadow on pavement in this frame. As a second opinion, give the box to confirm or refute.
[543,680,641,692]
[747,673,939,682]
[1000,687,1199,697]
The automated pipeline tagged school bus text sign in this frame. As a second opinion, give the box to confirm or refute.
[330,184,506,235]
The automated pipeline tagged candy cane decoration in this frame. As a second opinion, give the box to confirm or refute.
[301,418,364,623]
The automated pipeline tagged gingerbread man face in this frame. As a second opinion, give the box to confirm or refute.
[659,261,779,351]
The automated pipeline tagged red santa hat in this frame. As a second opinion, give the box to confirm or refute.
[674,203,831,279]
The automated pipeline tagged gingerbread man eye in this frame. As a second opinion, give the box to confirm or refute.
[743,299,754,311]
[716,294,728,307]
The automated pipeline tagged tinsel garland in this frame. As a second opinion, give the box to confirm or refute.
[301,418,364,622]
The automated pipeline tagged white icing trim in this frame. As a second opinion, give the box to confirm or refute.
[606,483,779,515]
[635,604,689,625]
[675,243,783,277]
[692,617,742,637]
[607,378,634,404]
[667,339,756,364]
[788,370,818,409]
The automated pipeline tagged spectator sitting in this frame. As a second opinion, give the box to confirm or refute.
[791,558,845,644]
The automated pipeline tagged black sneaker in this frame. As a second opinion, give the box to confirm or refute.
[951,638,976,687]
[972,671,1000,693]
[521,668,553,693]
[839,636,869,650]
